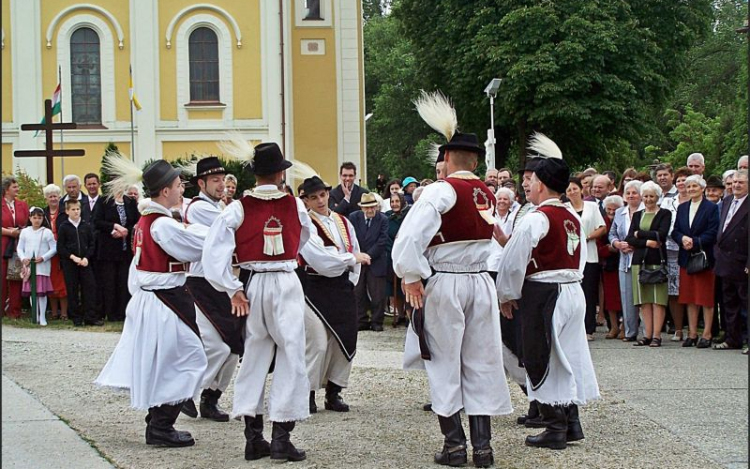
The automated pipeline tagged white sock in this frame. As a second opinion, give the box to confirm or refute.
[38,297,48,326]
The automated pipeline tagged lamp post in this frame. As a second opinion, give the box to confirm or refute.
[483,79,502,171]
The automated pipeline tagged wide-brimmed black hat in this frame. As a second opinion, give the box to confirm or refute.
[534,158,570,194]
[705,175,724,189]
[519,157,542,173]
[436,148,445,164]
[190,156,226,183]
[250,142,293,176]
[143,160,181,196]
[439,132,486,157]
[300,176,331,197]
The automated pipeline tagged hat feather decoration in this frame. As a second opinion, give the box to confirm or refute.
[286,160,320,183]
[414,90,457,142]
[527,132,563,160]
[102,150,143,199]
[174,159,198,179]
[217,131,255,167]
[425,142,441,165]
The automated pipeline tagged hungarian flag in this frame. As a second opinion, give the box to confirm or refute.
[129,66,142,111]
[34,84,61,136]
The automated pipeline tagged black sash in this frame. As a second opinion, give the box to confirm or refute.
[517,281,559,390]
[500,308,523,367]
[185,276,246,355]
[299,270,358,361]
[151,286,201,338]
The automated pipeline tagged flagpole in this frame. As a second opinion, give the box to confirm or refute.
[58,65,65,182]
[130,65,135,162]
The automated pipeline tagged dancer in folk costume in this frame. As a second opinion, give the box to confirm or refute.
[393,91,513,468]
[176,156,245,422]
[297,175,371,414]
[497,134,600,450]
[202,137,332,462]
[95,154,209,447]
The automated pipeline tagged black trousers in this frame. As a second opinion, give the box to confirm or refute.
[60,259,98,324]
[720,275,749,348]
[97,258,131,321]
[355,265,386,327]
[582,262,601,335]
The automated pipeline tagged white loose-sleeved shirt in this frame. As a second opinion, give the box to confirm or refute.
[392,171,496,284]
[184,191,223,278]
[300,210,361,285]
[565,200,605,263]
[17,226,56,276]
[497,198,587,304]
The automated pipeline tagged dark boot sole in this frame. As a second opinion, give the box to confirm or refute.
[567,432,585,442]
[324,403,349,412]
[146,437,196,447]
[201,414,230,422]
[270,454,307,463]
[524,439,567,450]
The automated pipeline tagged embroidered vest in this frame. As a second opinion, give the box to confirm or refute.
[428,178,496,247]
[132,212,187,273]
[299,212,353,273]
[526,205,582,277]
[234,194,301,263]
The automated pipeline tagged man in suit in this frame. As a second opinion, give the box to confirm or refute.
[586,175,611,216]
[349,193,388,331]
[329,162,369,217]
[713,170,749,352]
[83,173,102,222]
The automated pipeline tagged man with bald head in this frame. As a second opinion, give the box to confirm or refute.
[585,174,611,216]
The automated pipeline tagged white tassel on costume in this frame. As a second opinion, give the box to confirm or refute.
[413,90,458,141]
[527,132,563,160]
[262,217,285,256]
[102,151,143,199]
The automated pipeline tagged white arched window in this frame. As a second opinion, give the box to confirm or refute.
[70,27,102,124]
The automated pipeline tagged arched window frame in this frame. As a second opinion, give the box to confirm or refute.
[176,14,233,125]
[187,27,221,103]
[56,14,116,127]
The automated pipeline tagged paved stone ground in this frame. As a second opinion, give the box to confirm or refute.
[1,325,747,469]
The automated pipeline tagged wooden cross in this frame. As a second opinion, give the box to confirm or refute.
[14,99,85,183]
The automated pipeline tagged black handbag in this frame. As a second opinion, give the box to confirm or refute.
[3,236,16,259]
[686,239,709,274]
[638,233,668,285]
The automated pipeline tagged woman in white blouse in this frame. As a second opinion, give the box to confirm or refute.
[566,177,607,341]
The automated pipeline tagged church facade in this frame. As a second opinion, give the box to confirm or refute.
[1,0,366,187]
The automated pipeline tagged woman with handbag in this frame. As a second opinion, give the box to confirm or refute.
[625,181,672,347]
[670,175,720,349]
[2,177,29,319]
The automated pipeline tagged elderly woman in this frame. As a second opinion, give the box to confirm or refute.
[566,176,607,340]
[495,187,517,237]
[125,184,141,202]
[2,176,29,319]
[671,175,720,348]
[610,180,644,341]
[93,188,140,321]
[385,192,409,326]
[42,184,68,320]
[599,195,624,338]
[625,181,672,347]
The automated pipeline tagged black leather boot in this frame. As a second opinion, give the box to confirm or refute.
[565,405,584,442]
[146,404,195,447]
[244,415,271,461]
[270,421,306,462]
[199,388,229,422]
[309,391,317,414]
[324,382,350,412]
[180,398,198,418]
[523,401,546,428]
[525,404,567,450]
[469,415,494,468]
[434,413,468,467]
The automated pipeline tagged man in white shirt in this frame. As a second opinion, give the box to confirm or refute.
[655,164,678,205]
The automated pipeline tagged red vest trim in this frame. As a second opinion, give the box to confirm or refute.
[132,212,187,273]
[526,205,582,277]
[234,194,302,263]
[300,212,353,273]
[428,178,496,247]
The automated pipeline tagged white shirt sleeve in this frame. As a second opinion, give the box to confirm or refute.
[152,217,207,262]
[16,230,29,260]
[392,182,455,284]
[202,201,244,297]
[496,211,549,303]
[299,233,354,277]
[347,218,362,285]
[41,229,57,261]
[185,199,221,227]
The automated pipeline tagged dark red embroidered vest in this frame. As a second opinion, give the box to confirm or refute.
[525,204,582,277]
[132,212,187,273]
[428,178,496,247]
[234,194,301,263]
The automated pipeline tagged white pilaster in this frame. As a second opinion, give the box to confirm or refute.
[130,0,159,164]
[10,0,45,181]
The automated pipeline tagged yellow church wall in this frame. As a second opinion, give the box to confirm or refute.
[158,0,262,122]
[48,141,131,185]
[289,4,339,187]
[2,144,14,174]
[41,0,131,122]
[185,108,224,120]
[161,141,224,162]
[2,0,12,123]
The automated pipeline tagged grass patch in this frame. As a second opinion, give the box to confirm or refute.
[2,316,124,333]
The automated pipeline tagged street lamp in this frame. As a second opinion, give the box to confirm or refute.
[484,78,502,171]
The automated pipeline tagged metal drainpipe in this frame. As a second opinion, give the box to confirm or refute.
[279,0,287,155]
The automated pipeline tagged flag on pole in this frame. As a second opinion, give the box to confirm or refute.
[34,83,62,136]
[129,66,142,111]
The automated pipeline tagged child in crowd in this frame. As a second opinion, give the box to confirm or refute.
[17,207,57,326]
[56,199,101,326]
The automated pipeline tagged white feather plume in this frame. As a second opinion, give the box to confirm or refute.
[286,160,322,186]
[217,131,255,166]
[102,150,143,199]
[174,159,198,179]
[425,142,442,165]
[527,132,563,160]
[414,90,457,141]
